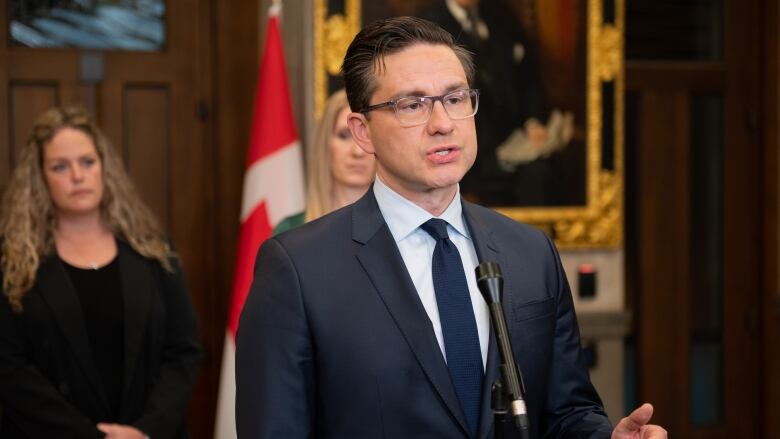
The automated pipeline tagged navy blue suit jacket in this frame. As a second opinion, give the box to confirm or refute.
[236,189,613,438]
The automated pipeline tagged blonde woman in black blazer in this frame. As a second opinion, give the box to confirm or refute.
[0,107,201,439]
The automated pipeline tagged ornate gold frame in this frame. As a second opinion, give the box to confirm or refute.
[314,0,624,249]
[314,0,362,119]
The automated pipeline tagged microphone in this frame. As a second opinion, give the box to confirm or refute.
[475,262,530,439]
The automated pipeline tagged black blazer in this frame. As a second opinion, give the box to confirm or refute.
[236,189,613,438]
[0,240,201,439]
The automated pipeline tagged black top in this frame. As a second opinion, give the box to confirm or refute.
[0,241,201,439]
[62,256,124,418]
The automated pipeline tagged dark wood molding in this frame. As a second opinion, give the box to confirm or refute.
[760,0,780,436]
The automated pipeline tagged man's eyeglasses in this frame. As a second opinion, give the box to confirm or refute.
[358,88,480,127]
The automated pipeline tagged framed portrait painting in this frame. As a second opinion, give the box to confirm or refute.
[315,0,624,249]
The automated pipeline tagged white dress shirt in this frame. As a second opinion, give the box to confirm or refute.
[373,177,489,368]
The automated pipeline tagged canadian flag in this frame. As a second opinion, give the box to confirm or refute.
[214,3,305,437]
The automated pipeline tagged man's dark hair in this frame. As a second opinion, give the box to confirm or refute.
[341,16,475,113]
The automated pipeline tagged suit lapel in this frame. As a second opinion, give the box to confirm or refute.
[352,190,471,436]
[462,201,514,439]
[36,255,111,415]
[117,242,154,403]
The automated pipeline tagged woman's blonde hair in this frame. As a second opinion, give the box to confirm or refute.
[304,89,350,222]
[0,106,173,312]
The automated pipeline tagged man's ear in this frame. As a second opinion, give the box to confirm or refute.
[347,112,375,155]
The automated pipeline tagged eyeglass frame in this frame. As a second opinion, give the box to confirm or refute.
[357,88,480,127]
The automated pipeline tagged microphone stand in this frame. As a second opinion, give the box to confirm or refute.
[476,262,531,439]
[491,379,509,439]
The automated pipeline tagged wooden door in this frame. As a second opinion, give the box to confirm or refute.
[0,0,217,435]
[624,0,771,437]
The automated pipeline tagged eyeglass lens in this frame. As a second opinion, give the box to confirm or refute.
[394,89,478,126]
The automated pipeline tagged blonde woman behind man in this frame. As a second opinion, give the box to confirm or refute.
[274,89,376,234]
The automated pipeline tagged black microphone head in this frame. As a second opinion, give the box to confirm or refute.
[475,262,503,304]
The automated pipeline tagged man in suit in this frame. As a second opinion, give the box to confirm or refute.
[236,16,666,439]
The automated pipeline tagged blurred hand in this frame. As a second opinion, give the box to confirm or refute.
[97,423,147,439]
[495,110,574,170]
[612,403,668,439]
[525,119,549,148]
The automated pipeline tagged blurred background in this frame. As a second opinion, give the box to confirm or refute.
[0,0,777,437]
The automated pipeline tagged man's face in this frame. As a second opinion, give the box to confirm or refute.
[348,43,477,204]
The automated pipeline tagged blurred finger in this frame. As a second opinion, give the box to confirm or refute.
[615,403,654,433]
[645,425,668,438]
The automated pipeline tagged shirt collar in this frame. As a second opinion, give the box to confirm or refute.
[373,176,471,242]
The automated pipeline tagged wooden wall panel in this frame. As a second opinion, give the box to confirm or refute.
[627,0,770,436]
[9,82,59,166]
[122,85,170,230]
[761,0,780,435]
[636,90,690,434]
[720,2,762,437]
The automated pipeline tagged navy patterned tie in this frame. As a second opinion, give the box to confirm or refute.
[420,218,483,437]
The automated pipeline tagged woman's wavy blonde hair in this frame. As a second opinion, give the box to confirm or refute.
[304,89,350,222]
[0,106,173,312]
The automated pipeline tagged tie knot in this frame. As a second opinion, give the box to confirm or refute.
[420,218,450,241]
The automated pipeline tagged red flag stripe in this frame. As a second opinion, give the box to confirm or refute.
[246,14,298,164]
[215,4,305,437]
[227,202,273,338]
